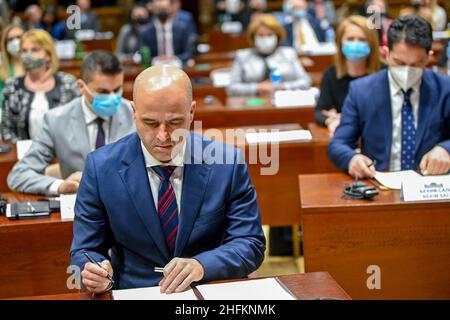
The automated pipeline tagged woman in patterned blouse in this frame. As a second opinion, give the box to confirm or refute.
[1,29,80,142]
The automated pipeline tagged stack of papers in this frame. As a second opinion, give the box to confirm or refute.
[60,194,77,221]
[245,130,312,144]
[113,278,295,300]
[273,88,319,108]
[374,170,421,190]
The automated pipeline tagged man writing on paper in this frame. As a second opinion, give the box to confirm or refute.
[328,15,450,178]
[7,51,135,195]
[70,65,266,294]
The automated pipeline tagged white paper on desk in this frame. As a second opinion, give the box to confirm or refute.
[112,286,197,300]
[60,194,77,221]
[245,130,312,144]
[55,40,75,60]
[374,170,421,190]
[16,139,33,160]
[196,278,295,300]
[273,88,319,108]
[303,42,337,56]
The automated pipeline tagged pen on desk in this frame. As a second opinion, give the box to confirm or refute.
[83,252,115,285]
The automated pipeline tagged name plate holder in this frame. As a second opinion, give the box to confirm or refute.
[401,175,450,202]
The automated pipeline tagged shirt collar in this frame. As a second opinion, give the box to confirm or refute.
[81,95,108,125]
[140,139,186,168]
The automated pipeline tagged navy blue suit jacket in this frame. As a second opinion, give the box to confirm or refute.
[328,69,450,172]
[139,16,196,65]
[283,14,326,46]
[70,132,265,289]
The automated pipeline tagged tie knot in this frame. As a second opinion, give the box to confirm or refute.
[152,165,176,182]
[402,88,413,100]
[95,117,104,125]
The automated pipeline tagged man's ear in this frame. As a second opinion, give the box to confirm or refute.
[380,45,389,60]
[190,100,196,123]
[130,101,137,120]
[76,79,85,95]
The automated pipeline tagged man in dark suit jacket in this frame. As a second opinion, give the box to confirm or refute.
[70,65,265,294]
[139,0,196,65]
[328,16,450,178]
[281,0,326,48]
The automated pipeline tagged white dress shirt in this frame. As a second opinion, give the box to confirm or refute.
[28,92,49,140]
[294,18,320,53]
[140,140,186,213]
[153,17,174,56]
[388,70,421,172]
[48,96,111,195]
[81,96,111,152]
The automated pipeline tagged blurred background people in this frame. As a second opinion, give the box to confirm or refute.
[42,5,66,40]
[399,0,446,30]
[1,29,79,142]
[315,16,381,135]
[116,2,150,60]
[281,0,326,52]
[22,4,44,31]
[228,14,311,96]
[215,0,251,30]
[139,0,197,66]
[65,0,101,39]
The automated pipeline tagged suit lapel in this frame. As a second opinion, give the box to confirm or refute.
[174,133,211,256]
[415,71,433,154]
[376,70,393,168]
[69,99,91,159]
[118,134,172,261]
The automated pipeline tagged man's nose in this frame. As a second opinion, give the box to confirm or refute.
[157,125,169,142]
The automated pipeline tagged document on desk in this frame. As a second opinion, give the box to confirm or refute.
[374,170,421,190]
[112,286,197,300]
[245,130,312,144]
[196,278,296,300]
[60,194,77,221]
[273,88,319,108]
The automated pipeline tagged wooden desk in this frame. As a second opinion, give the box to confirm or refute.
[0,193,73,299]
[10,272,351,300]
[298,173,450,299]
[0,142,16,192]
[195,97,316,129]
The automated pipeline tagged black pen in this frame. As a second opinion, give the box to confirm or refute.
[83,252,115,286]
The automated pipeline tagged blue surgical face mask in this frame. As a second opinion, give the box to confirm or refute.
[85,85,123,117]
[283,2,293,13]
[293,9,307,19]
[341,41,371,62]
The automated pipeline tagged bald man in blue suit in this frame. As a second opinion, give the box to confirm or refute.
[70,65,265,294]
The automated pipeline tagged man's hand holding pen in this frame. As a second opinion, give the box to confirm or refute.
[349,154,376,179]
[81,259,114,294]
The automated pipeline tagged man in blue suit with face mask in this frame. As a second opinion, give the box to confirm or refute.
[328,15,450,178]
[7,51,135,196]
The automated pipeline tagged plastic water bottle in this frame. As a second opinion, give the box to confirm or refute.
[140,46,151,71]
[325,28,335,43]
[270,67,282,87]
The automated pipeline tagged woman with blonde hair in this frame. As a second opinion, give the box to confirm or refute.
[314,15,381,135]
[0,24,25,122]
[227,13,311,96]
[1,29,79,142]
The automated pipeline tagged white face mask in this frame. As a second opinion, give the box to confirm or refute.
[6,38,21,56]
[254,35,278,55]
[226,0,241,14]
[389,66,423,92]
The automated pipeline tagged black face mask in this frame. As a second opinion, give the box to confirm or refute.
[157,10,169,22]
[132,17,149,26]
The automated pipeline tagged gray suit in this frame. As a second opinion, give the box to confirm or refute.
[7,97,136,195]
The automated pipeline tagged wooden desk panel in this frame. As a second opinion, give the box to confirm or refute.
[0,193,73,299]
[10,272,351,300]
[298,173,450,299]
[0,142,16,192]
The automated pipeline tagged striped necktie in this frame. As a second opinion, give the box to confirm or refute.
[152,165,178,255]
[401,88,416,170]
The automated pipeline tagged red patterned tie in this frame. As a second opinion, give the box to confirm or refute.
[152,166,178,255]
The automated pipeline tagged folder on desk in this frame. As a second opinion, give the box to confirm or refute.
[112,278,296,300]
